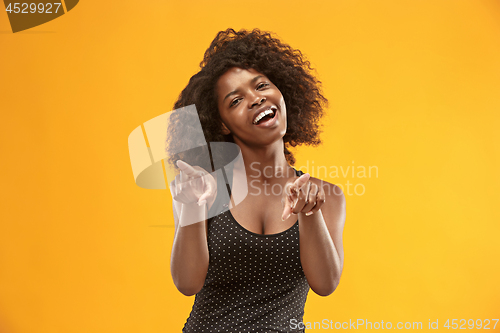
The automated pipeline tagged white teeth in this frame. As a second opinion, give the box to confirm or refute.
[253,109,275,124]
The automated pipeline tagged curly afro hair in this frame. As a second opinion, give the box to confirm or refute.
[166,28,328,169]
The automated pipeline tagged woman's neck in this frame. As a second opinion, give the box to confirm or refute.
[235,139,296,182]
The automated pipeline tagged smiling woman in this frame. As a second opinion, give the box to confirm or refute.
[166,28,346,333]
[216,67,287,148]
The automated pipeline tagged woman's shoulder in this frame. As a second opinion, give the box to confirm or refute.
[307,175,345,205]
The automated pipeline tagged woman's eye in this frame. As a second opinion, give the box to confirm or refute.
[230,98,240,107]
[257,83,269,89]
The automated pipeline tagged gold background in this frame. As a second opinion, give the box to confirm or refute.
[1,0,499,331]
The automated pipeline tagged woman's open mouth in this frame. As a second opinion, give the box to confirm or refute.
[253,106,278,127]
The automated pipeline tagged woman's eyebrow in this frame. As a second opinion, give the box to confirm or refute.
[223,75,266,102]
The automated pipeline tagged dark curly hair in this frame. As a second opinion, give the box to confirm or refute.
[166,28,328,170]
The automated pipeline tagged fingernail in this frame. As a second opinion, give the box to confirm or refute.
[305,211,313,216]
[197,200,206,207]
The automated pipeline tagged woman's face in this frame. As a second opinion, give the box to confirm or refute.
[216,67,287,147]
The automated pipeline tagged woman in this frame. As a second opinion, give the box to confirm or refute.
[166,28,346,332]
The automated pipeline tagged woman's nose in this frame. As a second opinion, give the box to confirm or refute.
[250,96,266,108]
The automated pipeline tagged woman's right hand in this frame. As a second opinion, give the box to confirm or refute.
[170,160,212,294]
[173,160,217,208]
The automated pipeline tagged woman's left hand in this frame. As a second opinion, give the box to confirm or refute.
[281,173,326,221]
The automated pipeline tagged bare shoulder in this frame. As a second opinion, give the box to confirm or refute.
[309,176,345,206]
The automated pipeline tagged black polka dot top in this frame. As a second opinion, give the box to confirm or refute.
[182,167,310,333]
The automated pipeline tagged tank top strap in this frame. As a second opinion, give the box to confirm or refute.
[220,166,234,202]
[294,168,304,177]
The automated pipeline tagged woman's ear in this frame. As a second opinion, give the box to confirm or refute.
[221,121,231,135]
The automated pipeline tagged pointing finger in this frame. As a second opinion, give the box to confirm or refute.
[177,160,205,182]
[176,160,198,175]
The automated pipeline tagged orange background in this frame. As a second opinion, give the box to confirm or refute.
[1,0,499,332]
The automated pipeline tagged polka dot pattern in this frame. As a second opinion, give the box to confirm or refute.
[182,170,310,332]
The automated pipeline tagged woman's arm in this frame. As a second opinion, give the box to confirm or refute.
[298,181,346,296]
[283,176,346,296]
[169,160,216,296]
[170,200,209,296]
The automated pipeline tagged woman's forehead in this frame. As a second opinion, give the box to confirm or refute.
[217,67,265,88]
[216,67,267,95]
